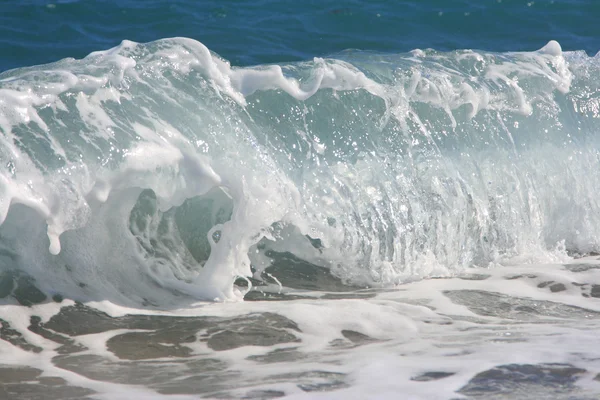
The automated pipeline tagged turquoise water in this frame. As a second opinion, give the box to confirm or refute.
[2,1,600,399]
[1,0,599,72]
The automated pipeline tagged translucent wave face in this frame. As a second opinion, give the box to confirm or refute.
[0,38,599,305]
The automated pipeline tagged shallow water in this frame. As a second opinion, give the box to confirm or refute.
[3,258,600,399]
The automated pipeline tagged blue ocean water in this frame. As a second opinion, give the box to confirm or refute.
[2,1,600,399]
[1,0,599,72]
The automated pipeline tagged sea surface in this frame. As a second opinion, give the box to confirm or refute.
[1,1,600,399]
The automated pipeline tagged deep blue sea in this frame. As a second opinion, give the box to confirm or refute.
[1,0,600,73]
[2,1,600,399]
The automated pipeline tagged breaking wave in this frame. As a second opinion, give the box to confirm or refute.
[1,37,599,306]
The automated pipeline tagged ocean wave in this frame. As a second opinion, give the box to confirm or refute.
[1,37,599,305]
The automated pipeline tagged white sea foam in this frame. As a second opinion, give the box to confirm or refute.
[2,260,600,399]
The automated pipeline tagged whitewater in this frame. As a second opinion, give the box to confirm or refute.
[1,37,600,399]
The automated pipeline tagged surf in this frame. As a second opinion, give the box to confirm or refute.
[0,37,599,307]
